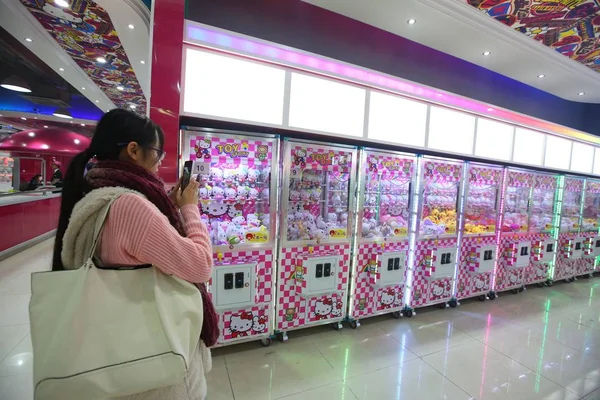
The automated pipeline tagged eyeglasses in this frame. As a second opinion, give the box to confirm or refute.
[117,142,166,162]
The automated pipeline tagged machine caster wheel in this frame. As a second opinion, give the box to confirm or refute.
[511,289,519,294]
[277,333,288,343]
[438,302,448,309]
[260,338,272,347]
[573,276,578,281]
[589,273,594,279]
[332,322,343,331]
[449,299,458,308]
[519,287,525,293]
[478,295,486,302]
[488,292,497,300]
[546,280,554,287]
[536,282,545,288]
[405,309,414,318]
[391,311,402,319]
[349,320,360,329]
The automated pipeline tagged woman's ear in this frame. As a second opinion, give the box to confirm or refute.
[125,142,140,161]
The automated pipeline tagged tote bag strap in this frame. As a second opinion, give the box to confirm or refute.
[87,195,122,261]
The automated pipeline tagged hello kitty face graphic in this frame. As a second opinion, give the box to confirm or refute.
[314,299,333,320]
[474,276,485,289]
[381,290,395,306]
[229,312,254,338]
[432,284,444,297]
[199,139,211,150]
[252,315,267,333]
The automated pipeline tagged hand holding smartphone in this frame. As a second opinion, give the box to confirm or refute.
[182,161,193,192]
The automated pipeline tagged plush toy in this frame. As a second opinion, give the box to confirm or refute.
[213,187,225,201]
[341,212,348,226]
[236,166,248,183]
[328,213,338,224]
[223,169,235,184]
[262,188,269,201]
[232,215,246,226]
[199,186,210,200]
[236,185,249,201]
[316,216,327,230]
[211,168,223,183]
[300,190,311,202]
[311,188,322,202]
[247,214,260,227]
[248,188,259,200]
[247,168,259,184]
[224,187,237,202]
[261,214,270,228]
[290,190,300,202]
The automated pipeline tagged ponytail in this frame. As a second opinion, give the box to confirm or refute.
[52,150,91,271]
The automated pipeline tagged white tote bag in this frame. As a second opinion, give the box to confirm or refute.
[29,196,203,400]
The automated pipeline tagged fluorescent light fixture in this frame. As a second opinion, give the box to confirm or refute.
[53,107,73,119]
[1,75,32,93]
[96,57,107,63]
[407,19,416,25]
[55,0,69,7]
[41,144,49,149]
[578,92,585,96]
[95,100,99,103]
[483,51,492,56]
[81,87,85,90]
[538,74,545,78]
[128,24,134,29]
[59,68,64,72]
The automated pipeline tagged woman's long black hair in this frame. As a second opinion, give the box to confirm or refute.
[52,109,165,271]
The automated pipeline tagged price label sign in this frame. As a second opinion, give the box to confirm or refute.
[192,161,211,175]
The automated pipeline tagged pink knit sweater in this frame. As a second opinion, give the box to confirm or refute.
[99,193,212,283]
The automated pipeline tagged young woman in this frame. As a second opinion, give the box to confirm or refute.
[52,109,218,400]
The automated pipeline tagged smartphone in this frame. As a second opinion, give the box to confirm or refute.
[182,161,193,191]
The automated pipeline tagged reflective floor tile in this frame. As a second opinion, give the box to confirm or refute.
[0,334,32,378]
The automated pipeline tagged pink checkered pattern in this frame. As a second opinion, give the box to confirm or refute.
[350,241,409,319]
[456,234,496,300]
[189,136,273,167]
[366,153,414,178]
[506,171,534,188]
[219,305,270,345]
[422,160,462,183]
[209,249,273,345]
[495,235,527,291]
[410,237,457,307]
[534,174,558,190]
[468,166,502,185]
[587,180,600,193]
[290,145,353,173]
[565,177,584,192]
[577,233,597,275]
[555,232,585,280]
[523,232,553,285]
[276,243,351,331]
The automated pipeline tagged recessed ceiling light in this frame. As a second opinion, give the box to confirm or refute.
[28,132,35,137]
[1,75,32,93]
[74,139,80,144]
[25,38,32,43]
[407,19,417,25]
[80,123,85,126]
[59,68,64,72]
[538,74,546,78]
[43,125,48,128]
[483,51,492,56]
[140,60,145,64]
[96,57,107,64]
[55,0,69,7]
[117,86,124,91]
[95,100,99,103]
[578,92,585,96]
[34,117,37,119]
[70,121,73,123]
[128,24,134,29]
[81,87,85,90]
[22,143,26,147]
[21,117,26,120]
[41,144,49,150]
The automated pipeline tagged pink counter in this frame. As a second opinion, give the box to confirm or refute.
[0,193,61,257]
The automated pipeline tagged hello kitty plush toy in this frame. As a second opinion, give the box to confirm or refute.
[210,168,223,183]
[311,188,321,202]
[248,188,259,201]
[232,215,246,227]
[300,190,311,202]
[247,214,260,227]
[328,213,338,224]
[236,186,249,202]
[212,187,225,201]
[199,186,210,200]
[261,214,270,228]
[223,169,235,185]
[316,216,327,230]
[247,168,259,184]
[332,194,342,207]
[262,188,269,201]
[290,190,300,202]
[224,187,237,202]
[236,166,248,183]
[341,212,348,226]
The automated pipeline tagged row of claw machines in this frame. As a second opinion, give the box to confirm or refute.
[181,128,600,347]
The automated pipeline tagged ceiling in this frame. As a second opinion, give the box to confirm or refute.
[303,0,600,103]
[0,0,150,123]
[467,0,600,74]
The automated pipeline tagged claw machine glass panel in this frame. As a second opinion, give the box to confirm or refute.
[581,179,600,274]
[524,173,558,286]
[276,140,357,338]
[350,150,415,323]
[410,158,463,309]
[556,177,585,281]
[182,129,279,347]
[495,169,534,293]
[456,164,502,301]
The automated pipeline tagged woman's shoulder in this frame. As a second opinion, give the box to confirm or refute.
[111,192,164,219]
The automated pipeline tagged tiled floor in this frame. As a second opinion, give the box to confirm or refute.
[1,240,600,399]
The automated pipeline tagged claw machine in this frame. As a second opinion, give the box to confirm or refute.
[580,179,600,276]
[182,129,279,347]
[524,173,559,286]
[409,157,463,311]
[554,176,585,283]
[495,168,534,293]
[455,163,502,302]
[276,140,356,341]
[348,149,415,326]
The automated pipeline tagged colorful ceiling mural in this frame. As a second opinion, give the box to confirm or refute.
[0,116,95,136]
[467,0,600,74]
[19,0,147,111]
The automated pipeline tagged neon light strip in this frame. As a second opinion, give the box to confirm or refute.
[404,155,422,308]
[550,176,563,280]
[452,162,468,297]
[185,22,600,146]
[491,168,508,291]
